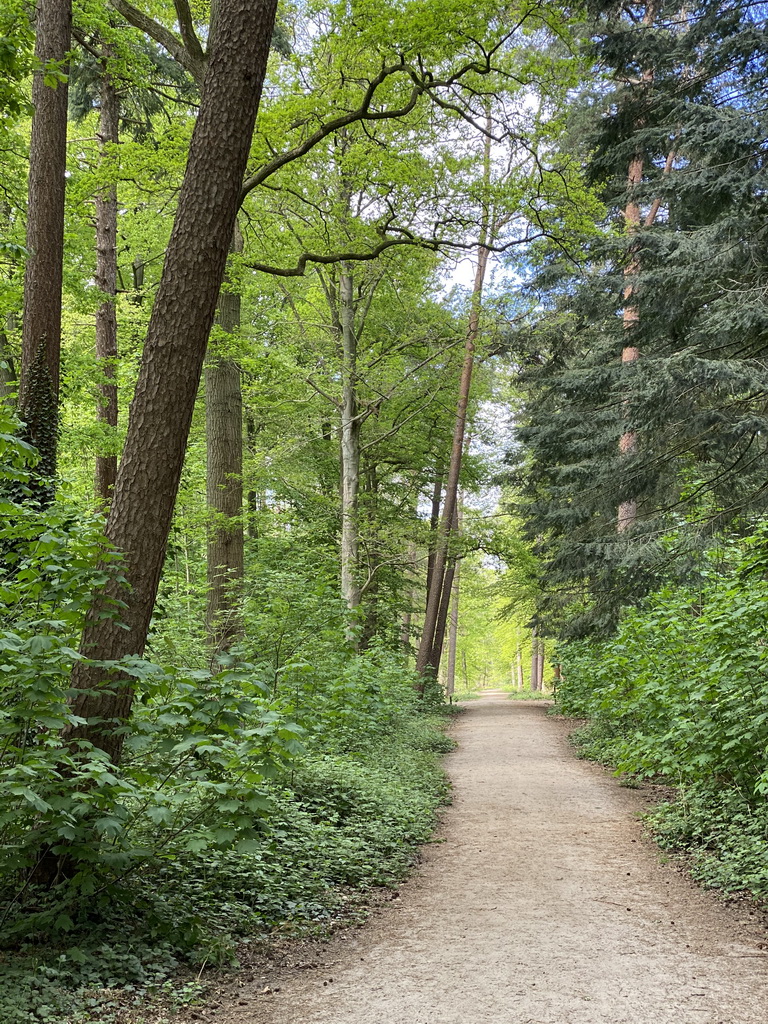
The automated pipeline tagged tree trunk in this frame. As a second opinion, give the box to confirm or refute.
[94,59,120,506]
[428,501,460,678]
[205,223,244,655]
[617,150,643,532]
[530,629,540,691]
[537,643,545,692]
[445,554,460,701]
[416,240,489,678]
[19,0,72,489]
[424,460,443,606]
[359,461,381,651]
[339,266,361,614]
[516,645,524,690]
[617,2,664,532]
[66,0,279,764]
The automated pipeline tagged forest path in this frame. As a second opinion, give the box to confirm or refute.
[203,693,768,1024]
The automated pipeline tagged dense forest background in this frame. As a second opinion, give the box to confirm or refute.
[1,0,767,1020]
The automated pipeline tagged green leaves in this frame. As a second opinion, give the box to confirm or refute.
[556,536,768,896]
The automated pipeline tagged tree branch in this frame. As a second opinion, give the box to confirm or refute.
[246,237,429,276]
[110,0,206,83]
[173,0,206,69]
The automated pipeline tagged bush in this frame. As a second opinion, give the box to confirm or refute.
[556,539,768,899]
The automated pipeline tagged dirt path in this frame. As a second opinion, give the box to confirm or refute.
[202,693,768,1024]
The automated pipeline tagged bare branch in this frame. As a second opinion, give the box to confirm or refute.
[246,237,429,276]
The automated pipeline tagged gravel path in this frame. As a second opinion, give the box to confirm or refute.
[204,693,768,1024]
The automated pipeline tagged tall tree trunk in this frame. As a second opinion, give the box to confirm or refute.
[428,501,460,677]
[205,222,244,654]
[424,460,443,606]
[537,642,545,692]
[416,240,489,678]
[339,266,361,613]
[94,59,120,506]
[617,150,643,532]
[359,461,381,651]
[516,644,524,690]
[530,628,540,691]
[617,1,664,532]
[66,0,279,764]
[445,549,461,701]
[19,0,72,490]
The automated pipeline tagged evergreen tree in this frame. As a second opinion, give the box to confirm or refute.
[509,0,768,634]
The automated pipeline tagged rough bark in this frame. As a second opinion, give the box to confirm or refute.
[66,0,279,763]
[19,0,72,487]
[94,60,120,506]
[205,223,244,654]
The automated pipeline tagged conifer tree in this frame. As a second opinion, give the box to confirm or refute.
[511,0,768,634]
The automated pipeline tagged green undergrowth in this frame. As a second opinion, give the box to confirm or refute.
[0,713,453,1024]
[557,541,768,903]
[0,420,455,1022]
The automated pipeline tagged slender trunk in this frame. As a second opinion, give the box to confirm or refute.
[94,60,120,506]
[429,501,461,678]
[424,460,443,607]
[617,151,643,532]
[537,643,545,692]
[205,223,244,654]
[445,554,460,700]
[516,645,524,690]
[530,629,540,691]
[416,241,489,677]
[339,267,361,613]
[66,0,279,764]
[19,0,72,490]
[359,462,381,651]
[430,554,456,677]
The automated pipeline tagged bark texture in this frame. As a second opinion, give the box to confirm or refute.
[206,224,244,653]
[94,62,120,505]
[67,0,279,763]
[19,0,72,485]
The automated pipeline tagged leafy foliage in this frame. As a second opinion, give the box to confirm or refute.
[556,533,768,897]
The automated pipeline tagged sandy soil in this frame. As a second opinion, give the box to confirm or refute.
[190,692,768,1024]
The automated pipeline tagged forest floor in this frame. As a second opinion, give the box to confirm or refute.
[174,692,768,1024]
